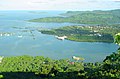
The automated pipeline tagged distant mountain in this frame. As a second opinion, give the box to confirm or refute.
[29,9,120,25]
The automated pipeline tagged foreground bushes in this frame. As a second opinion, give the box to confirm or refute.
[0,51,120,79]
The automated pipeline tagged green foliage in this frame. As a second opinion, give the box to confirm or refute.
[0,75,4,79]
[102,52,120,79]
[114,33,120,45]
[0,52,119,79]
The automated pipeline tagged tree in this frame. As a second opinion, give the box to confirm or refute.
[114,33,120,52]
[114,33,120,45]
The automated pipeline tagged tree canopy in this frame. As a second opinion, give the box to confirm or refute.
[114,33,120,45]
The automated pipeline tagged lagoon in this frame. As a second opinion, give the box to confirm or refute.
[0,10,118,62]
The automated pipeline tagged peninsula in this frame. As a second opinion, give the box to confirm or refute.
[29,9,120,25]
[39,25,120,42]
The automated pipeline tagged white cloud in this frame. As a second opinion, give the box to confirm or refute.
[0,0,120,10]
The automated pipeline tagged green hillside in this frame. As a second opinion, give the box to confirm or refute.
[29,9,120,25]
[39,25,120,42]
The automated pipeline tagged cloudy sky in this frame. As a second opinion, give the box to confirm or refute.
[0,0,120,10]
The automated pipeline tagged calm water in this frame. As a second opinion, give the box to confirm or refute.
[0,10,118,62]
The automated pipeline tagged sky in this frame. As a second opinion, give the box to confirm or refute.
[0,0,120,10]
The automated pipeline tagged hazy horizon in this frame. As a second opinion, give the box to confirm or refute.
[0,0,120,11]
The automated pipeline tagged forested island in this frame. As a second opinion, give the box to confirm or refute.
[29,9,120,25]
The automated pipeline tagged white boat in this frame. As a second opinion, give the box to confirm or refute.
[55,36,67,40]
[72,56,85,61]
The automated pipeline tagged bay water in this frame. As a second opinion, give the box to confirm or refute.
[0,10,118,62]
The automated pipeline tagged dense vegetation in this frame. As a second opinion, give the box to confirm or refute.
[29,9,120,25]
[115,33,120,45]
[0,52,120,79]
[39,26,120,42]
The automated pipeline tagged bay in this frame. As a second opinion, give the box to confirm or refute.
[0,10,118,62]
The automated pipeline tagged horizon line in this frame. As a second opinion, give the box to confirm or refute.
[0,8,120,11]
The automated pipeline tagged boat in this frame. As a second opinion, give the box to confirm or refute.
[55,36,67,40]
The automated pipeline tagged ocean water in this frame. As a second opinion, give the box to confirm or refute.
[0,10,118,62]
